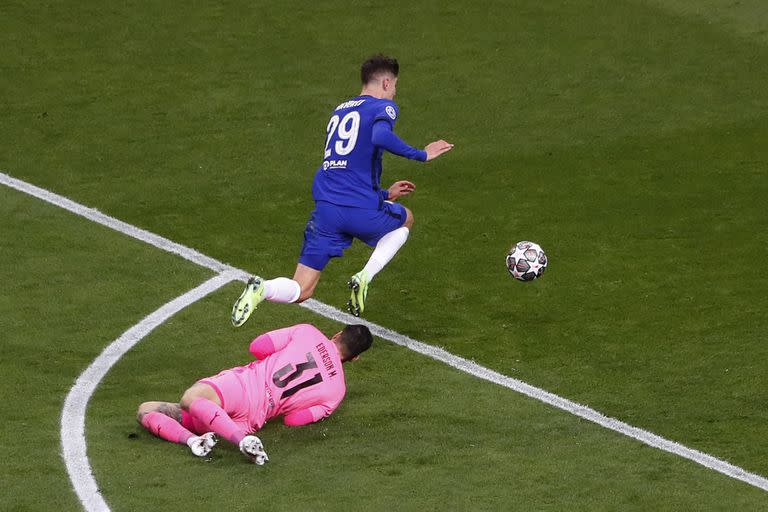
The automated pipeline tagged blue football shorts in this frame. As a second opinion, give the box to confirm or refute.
[298,200,407,271]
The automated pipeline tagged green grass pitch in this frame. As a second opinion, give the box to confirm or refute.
[2,1,768,510]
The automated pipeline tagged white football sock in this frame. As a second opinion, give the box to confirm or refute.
[263,277,301,303]
[362,227,410,281]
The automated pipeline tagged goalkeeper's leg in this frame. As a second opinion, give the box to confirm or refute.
[137,401,217,457]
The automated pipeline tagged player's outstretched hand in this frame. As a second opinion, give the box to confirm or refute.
[424,140,454,161]
[387,180,416,201]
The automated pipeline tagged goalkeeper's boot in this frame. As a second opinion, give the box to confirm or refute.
[231,276,265,327]
[347,270,370,317]
[239,435,269,465]
[187,432,217,457]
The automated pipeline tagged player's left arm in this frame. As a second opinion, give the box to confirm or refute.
[371,102,453,163]
[283,405,332,426]
[249,324,307,359]
[372,120,428,161]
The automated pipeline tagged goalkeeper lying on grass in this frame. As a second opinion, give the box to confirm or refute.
[137,323,372,464]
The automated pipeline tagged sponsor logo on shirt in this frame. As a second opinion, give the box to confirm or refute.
[323,159,347,170]
[385,105,396,120]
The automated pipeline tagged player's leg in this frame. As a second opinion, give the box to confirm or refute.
[347,203,413,316]
[290,202,350,302]
[136,401,217,457]
[292,263,322,302]
[231,274,302,327]
[361,206,413,278]
[180,383,247,446]
[182,375,269,465]
[231,204,346,326]
[232,265,319,327]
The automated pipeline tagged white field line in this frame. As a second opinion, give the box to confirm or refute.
[2,170,767,499]
[0,172,245,278]
[304,301,768,491]
[60,272,238,512]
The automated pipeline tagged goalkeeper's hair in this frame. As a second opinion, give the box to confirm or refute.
[339,324,373,361]
[361,54,399,84]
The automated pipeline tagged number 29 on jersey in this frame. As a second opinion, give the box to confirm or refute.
[324,111,360,159]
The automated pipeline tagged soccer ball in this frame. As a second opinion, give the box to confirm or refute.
[506,241,548,281]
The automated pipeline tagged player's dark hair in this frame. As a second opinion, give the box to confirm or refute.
[361,54,399,84]
[339,324,373,361]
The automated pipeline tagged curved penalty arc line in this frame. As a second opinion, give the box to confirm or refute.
[60,272,238,512]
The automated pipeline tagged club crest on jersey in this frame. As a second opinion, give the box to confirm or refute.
[323,159,347,170]
[385,105,397,120]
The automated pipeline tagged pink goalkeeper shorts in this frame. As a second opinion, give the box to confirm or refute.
[181,365,257,434]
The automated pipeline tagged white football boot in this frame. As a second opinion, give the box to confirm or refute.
[186,432,217,457]
[239,435,269,465]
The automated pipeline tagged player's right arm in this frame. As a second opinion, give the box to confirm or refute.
[385,180,416,201]
[283,405,332,426]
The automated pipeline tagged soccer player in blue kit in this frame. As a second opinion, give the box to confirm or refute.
[231,54,453,325]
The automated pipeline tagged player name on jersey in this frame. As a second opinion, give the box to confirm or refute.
[335,99,366,110]
[316,343,338,378]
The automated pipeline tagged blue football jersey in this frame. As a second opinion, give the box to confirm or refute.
[312,95,399,209]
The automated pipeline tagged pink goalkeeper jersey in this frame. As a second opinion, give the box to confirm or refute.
[246,324,346,430]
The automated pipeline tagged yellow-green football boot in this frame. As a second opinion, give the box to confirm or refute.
[346,270,370,317]
[231,276,265,327]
